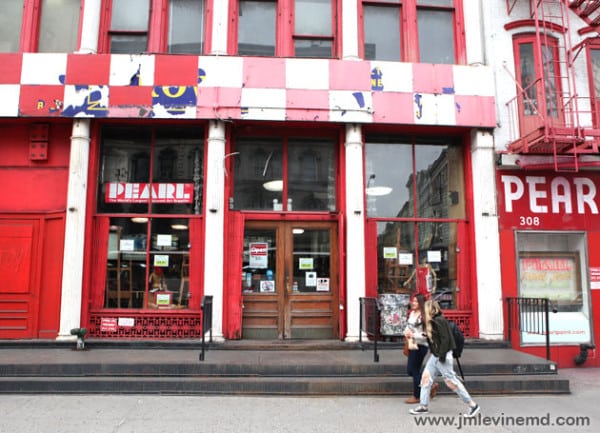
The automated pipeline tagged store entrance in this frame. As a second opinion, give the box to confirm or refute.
[241,221,338,339]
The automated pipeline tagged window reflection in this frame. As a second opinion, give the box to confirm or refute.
[232,137,336,211]
[365,139,464,219]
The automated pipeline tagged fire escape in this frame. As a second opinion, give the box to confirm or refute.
[505,0,600,171]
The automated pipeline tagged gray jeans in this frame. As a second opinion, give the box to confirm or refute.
[419,350,473,406]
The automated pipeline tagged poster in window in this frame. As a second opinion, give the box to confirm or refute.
[518,253,580,303]
[249,242,268,268]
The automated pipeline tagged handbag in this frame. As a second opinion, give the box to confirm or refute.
[403,342,410,356]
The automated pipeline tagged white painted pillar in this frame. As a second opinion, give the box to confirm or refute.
[344,124,366,341]
[57,0,101,339]
[471,130,504,340]
[210,0,229,55]
[342,0,360,60]
[203,120,226,341]
[463,0,485,65]
[57,119,91,339]
[78,0,101,54]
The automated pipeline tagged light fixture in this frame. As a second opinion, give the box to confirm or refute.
[171,223,188,230]
[263,179,283,192]
[292,228,304,235]
[131,217,148,223]
[365,174,392,196]
[366,186,393,196]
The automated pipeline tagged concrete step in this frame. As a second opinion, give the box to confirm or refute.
[0,342,568,396]
[0,374,569,396]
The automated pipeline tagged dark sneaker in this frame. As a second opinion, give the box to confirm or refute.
[410,406,429,415]
[464,404,480,418]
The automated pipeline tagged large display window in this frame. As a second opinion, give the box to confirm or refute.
[516,231,592,345]
[96,125,204,311]
[365,136,466,308]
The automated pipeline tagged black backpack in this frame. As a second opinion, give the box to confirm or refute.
[448,320,465,359]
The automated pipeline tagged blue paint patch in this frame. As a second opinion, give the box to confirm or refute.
[130,66,141,86]
[370,67,384,91]
[442,87,455,94]
[455,102,461,113]
[59,74,66,85]
[198,68,206,84]
[241,107,249,116]
[152,86,198,115]
[352,92,365,108]
[414,93,423,119]
[62,86,108,117]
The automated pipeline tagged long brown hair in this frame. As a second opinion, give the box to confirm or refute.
[413,293,426,330]
[424,299,442,339]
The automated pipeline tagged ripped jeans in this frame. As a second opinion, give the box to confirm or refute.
[419,350,473,407]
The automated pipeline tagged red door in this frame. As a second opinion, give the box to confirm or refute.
[0,220,37,338]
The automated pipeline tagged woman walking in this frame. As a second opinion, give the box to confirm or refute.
[403,293,438,403]
[409,300,480,417]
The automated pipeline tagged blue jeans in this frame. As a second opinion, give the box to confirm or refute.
[419,350,473,406]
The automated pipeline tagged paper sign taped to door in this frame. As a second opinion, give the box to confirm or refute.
[306,272,317,287]
[316,278,330,292]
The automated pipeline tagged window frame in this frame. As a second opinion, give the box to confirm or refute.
[91,124,207,312]
[230,0,341,58]
[358,0,465,64]
[8,0,83,53]
[99,0,210,54]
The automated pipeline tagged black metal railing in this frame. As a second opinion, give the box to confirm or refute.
[359,297,380,362]
[506,297,550,360]
[199,295,213,361]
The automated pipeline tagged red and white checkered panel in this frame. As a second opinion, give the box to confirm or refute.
[0,53,496,127]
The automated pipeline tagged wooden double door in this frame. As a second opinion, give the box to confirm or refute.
[241,221,338,339]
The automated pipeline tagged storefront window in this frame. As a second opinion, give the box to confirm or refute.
[98,125,203,310]
[516,231,592,345]
[232,136,336,212]
[365,138,465,219]
[366,137,465,305]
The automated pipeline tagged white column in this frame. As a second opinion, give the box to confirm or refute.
[57,119,91,339]
[210,0,229,55]
[342,0,360,60]
[203,120,226,341]
[463,0,485,65]
[344,124,366,341]
[471,130,504,340]
[78,0,101,54]
[56,0,102,340]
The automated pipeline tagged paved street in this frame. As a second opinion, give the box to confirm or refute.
[0,368,597,433]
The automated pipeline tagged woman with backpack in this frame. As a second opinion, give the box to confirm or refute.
[409,299,480,418]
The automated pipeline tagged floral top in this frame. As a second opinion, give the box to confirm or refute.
[406,310,428,347]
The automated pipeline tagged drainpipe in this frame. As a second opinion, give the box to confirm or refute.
[57,0,101,340]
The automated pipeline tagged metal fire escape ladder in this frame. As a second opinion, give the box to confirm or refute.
[504,1,600,171]
[533,0,582,171]
[569,0,600,33]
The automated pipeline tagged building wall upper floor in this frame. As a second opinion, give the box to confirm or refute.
[0,0,495,128]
